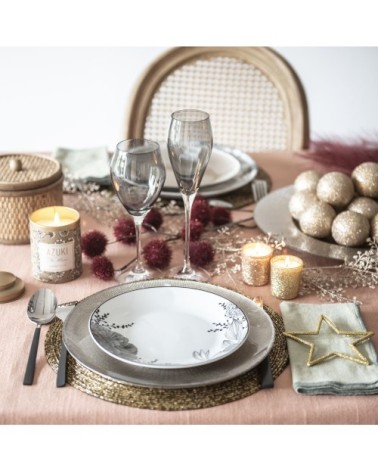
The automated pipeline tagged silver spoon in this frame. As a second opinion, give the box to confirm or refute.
[23,288,57,385]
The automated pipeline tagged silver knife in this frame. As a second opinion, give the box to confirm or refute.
[56,301,77,388]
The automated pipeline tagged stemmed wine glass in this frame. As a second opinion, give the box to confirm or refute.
[110,138,166,283]
[167,109,213,281]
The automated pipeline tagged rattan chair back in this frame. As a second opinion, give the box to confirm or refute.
[125,47,309,152]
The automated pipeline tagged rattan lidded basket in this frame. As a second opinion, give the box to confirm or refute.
[0,154,64,244]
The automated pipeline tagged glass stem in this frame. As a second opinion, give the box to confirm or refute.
[182,193,196,274]
[133,216,145,274]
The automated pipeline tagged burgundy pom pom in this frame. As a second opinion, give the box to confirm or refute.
[181,219,204,241]
[143,238,172,269]
[81,230,108,258]
[113,217,136,245]
[189,240,215,267]
[142,207,163,231]
[92,255,114,281]
[210,206,232,226]
[191,198,211,226]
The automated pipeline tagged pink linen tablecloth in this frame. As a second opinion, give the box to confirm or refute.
[0,151,377,425]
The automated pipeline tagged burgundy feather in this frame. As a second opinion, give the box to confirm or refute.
[299,135,378,174]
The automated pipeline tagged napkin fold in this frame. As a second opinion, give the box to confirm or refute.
[280,302,378,395]
[53,146,111,185]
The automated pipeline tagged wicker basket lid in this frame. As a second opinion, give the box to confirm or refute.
[0,154,63,192]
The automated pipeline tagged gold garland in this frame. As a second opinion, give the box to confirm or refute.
[45,305,288,411]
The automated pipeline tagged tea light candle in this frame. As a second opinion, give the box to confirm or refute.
[241,242,274,286]
[270,255,303,299]
[29,206,82,283]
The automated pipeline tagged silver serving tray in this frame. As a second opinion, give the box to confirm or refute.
[254,185,360,261]
[161,145,258,199]
[63,279,275,389]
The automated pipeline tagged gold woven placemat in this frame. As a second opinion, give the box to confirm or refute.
[45,305,288,411]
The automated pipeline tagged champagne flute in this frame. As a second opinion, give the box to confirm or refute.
[167,109,213,281]
[110,138,166,283]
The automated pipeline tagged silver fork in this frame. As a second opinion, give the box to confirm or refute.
[251,179,268,202]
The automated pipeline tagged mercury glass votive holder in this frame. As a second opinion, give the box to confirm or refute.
[241,242,274,286]
[270,255,303,300]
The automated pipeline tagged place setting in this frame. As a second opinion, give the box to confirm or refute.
[44,278,287,410]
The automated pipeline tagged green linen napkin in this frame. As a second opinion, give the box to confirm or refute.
[53,146,111,185]
[280,302,378,395]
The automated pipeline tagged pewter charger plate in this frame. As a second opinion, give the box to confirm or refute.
[89,286,249,369]
[63,279,275,389]
[254,185,360,261]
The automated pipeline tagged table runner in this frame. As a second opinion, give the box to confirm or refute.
[45,305,288,410]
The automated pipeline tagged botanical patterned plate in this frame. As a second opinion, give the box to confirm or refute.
[63,279,275,389]
[88,285,249,369]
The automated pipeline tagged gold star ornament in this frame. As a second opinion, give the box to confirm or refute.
[284,315,374,367]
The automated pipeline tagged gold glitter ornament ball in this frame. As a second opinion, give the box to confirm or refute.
[348,196,378,220]
[299,201,336,238]
[316,171,355,209]
[289,190,319,220]
[371,213,378,241]
[352,162,378,198]
[331,210,370,247]
[294,170,322,193]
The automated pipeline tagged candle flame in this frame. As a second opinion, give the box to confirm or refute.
[244,242,273,257]
[283,257,291,268]
[53,208,61,225]
[281,256,301,268]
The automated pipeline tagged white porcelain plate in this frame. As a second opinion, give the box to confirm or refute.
[160,144,258,199]
[88,285,249,369]
[161,143,241,188]
[63,279,275,389]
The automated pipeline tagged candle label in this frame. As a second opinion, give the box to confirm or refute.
[38,241,75,272]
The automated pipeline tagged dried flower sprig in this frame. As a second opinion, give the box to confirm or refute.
[300,238,378,304]
[63,174,125,227]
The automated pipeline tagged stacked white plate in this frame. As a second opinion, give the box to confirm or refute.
[160,144,258,199]
[63,279,275,389]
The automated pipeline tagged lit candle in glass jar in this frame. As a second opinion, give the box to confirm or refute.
[29,206,82,283]
[241,242,274,286]
[270,255,303,299]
